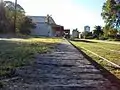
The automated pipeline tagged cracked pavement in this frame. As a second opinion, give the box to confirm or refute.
[2,40,120,90]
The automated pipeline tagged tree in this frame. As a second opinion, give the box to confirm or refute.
[0,0,8,33]
[93,26,103,39]
[108,28,118,38]
[101,0,120,29]
[0,0,25,33]
[0,0,35,35]
[103,25,110,37]
[4,1,24,12]
[4,1,25,33]
[101,0,120,39]
[19,17,36,35]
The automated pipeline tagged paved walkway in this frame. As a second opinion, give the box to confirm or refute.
[3,40,119,90]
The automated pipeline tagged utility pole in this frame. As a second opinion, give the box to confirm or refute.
[14,0,17,33]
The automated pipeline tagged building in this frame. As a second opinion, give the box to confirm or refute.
[72,29,79,38]
[84,26,90,32]
[64,29,70,38]
[51,24,64,37]
[28,15,64,37]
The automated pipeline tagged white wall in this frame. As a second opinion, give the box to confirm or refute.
[31,23,53,36]
[29,16,56,37]
[72,30,79,38]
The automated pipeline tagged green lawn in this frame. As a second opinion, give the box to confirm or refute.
[71,40,120,79]
[0,37,61,77]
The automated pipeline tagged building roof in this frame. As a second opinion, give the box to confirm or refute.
[51,24,63,27]
[28,16,56,24]
[28,16,46,23]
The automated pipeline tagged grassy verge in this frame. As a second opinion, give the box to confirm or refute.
[0,37,61,77]
[84,41,120,51]
[71,40,120,79]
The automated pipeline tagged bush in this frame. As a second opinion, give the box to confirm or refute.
[99,36,108,40]
[116,35,120,39]
[85,36,94,39]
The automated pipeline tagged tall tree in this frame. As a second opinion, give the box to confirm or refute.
[4,1,25,33]
[0,0,8,33]
[101,0,120,29]
[20,17,36,35]
[4,1,25,13]
[0,0,35,34]
[93,26,103,38]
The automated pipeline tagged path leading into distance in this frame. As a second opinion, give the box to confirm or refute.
[3,40,119,90]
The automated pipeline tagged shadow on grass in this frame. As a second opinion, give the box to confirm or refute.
[69,40,120,88]
[72,39,97,43]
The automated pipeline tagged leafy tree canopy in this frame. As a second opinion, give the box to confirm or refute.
[101,0,120,29]
[0,0,35,34]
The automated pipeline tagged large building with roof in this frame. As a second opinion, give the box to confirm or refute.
[28,15,64,37]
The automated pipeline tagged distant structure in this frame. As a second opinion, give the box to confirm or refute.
[28,15,64,37]
[72,29,79,38]
[84,26,90,32]
[64,29,70,38]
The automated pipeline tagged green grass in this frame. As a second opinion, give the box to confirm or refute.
[0,37,61,77]
[71,40,120,79]
[86,41,120,51]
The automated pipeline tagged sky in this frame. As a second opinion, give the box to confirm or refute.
[7,0,105,32]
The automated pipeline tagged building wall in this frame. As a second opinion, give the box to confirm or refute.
[72,30,79,38]
[31,22,53,36]
[29,16,55,37]
[29,16,64,37]
[52,26,64,37]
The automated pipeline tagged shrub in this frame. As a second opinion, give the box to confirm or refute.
[99,36,108,40]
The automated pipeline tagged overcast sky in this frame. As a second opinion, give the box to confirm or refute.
[7,0,105,31]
